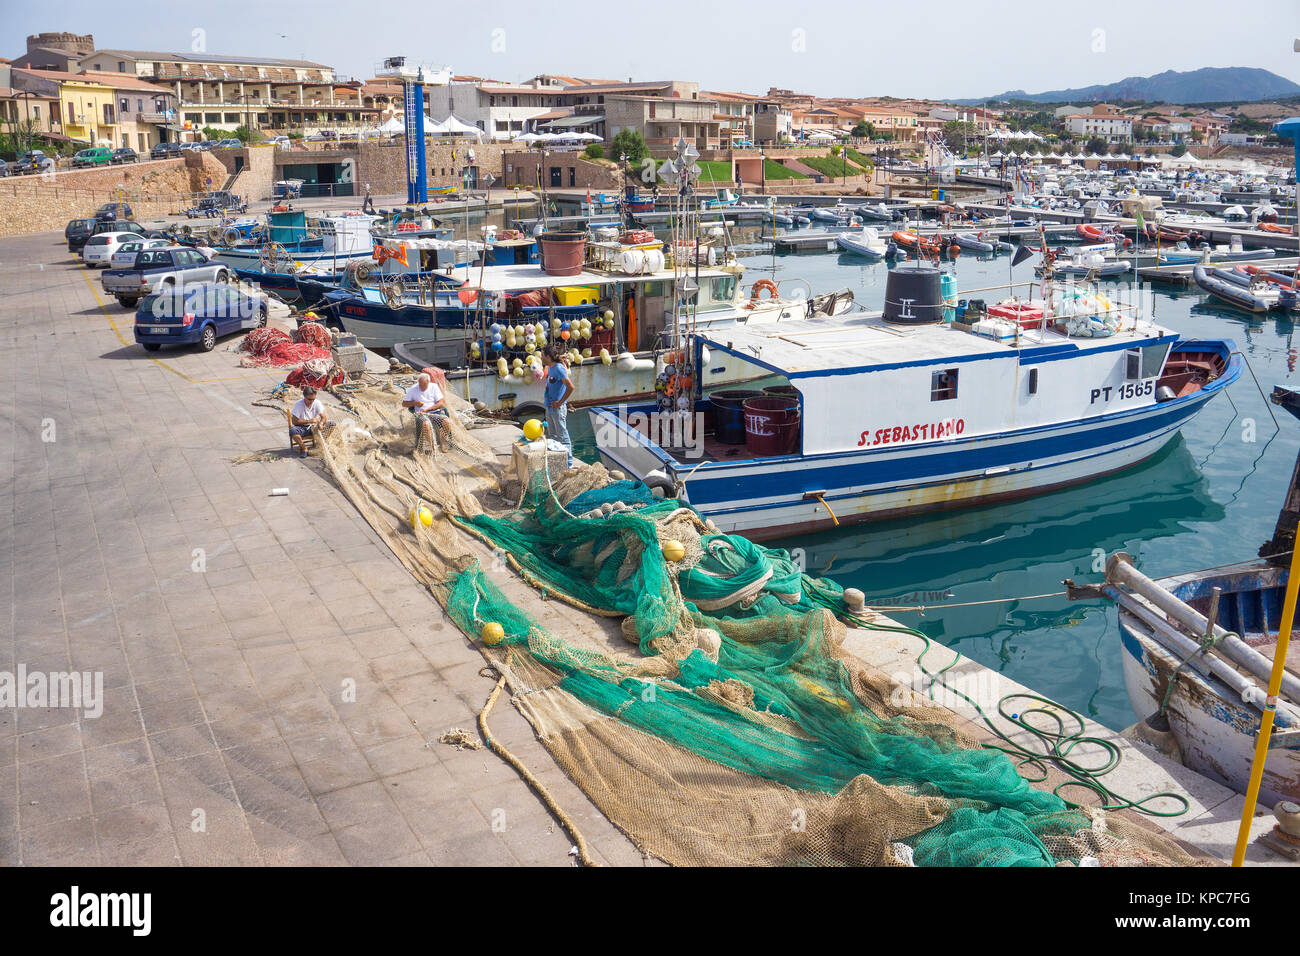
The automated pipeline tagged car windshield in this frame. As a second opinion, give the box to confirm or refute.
[71,219,92,230]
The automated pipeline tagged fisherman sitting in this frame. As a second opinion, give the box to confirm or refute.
[289,385,331,458]
[402,372,451,453]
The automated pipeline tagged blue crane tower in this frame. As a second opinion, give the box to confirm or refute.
[376,57,451,205]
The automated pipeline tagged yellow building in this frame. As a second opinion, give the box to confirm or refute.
[55,74,116,145]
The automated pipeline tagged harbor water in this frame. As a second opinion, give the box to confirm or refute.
[566,230,1297,731]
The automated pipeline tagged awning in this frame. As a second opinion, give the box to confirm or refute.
[537,113,603,129]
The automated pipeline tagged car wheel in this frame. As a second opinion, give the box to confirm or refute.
[116,297,137,309]
[199,325,217,352]
[258,306,268,328]
[215,270,229,284]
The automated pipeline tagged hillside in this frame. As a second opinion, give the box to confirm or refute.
[954,67,1300,106]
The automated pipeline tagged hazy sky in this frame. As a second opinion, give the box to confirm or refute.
[4,0,1298,100]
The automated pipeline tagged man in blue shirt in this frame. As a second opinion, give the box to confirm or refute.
[542,347,575,467]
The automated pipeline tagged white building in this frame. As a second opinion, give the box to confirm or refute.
[422,80,572,140]
[1064,113,1132,142]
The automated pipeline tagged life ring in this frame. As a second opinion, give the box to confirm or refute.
[749,279,779,302]
[222,227,240,245]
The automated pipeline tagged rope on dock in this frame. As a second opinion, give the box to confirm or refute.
[478,660,600,867]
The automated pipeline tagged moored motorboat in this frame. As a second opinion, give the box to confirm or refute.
[836,226,888,259]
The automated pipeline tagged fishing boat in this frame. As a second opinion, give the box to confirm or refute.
[1094,386,1300,809]
[588,264,1241,539]
[836,226,888,259]
[1158,243,1276,265]
[701,187,740,209]
[213,209,380,272]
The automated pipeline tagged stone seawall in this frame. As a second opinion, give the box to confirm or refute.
[0,152,230,237]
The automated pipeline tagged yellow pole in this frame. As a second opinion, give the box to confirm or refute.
[1231,525,1300,866]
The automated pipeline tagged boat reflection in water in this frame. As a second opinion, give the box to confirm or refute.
[772,436,1223,731]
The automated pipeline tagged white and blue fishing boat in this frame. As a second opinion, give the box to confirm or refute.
[589,265,1242,539]
[216,209,379,273]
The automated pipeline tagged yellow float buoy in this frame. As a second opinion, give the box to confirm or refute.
[661,539,686,562]
[481,622,505,645]
[522,418,544,441]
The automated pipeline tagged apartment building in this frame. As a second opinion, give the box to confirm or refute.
[77,49,377,136]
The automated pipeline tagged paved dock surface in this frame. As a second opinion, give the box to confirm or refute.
[0,230,645,866]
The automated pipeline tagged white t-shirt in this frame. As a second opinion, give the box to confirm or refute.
[404,382,444,412]
[292,398,324,422]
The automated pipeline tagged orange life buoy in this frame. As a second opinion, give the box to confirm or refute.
[750,279,779,302]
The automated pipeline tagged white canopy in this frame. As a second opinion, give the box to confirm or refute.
[378,116,404,134]
[435,114,484,141]
[512,132,541,143]
[806,131,835,141]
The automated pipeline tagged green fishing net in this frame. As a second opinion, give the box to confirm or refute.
[441,471,1134,867]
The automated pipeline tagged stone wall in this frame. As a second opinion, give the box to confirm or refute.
[499,152,621,191]
[208,145,278,201]
[272,140,543,196]
[0,152,230,237]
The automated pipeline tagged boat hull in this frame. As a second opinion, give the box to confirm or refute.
[1118,577,1298,805]
[590,351,1238,540]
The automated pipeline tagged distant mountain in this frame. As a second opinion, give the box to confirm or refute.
[953,67,1300,106]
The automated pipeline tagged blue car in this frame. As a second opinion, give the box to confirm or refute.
[134,283,268,352]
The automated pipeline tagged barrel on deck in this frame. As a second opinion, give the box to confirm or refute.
[763,384,799,398]
[743,396,801,456]
[710,389,763,444]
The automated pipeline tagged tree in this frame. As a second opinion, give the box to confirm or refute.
[942,120,978,151]
[1170,143,1188,158]
[583,144,604,160]
[610,128,648,166]
[851,120,875,139]
[1085,137,1107,155]
[0,117,42,160]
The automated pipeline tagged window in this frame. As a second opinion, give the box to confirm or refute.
[118,61,125,72]
[137,99,143,112]
[930,368,958,401]
[569,167,575,187]
[1125,350,1142,380]
[68,102,76,124]
[1141,343,1170,378]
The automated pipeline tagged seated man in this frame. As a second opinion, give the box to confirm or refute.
[402,372,451,452]
[289,385,329,458]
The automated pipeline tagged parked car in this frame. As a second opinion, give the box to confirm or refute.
[72,146,113,168]
[150,141,182,159]
[81,231,146,267]
[65,218,95,249]
[102,246,231,308]
[184,190,247,218]
[214,139,243,150]
[0,158,10,177]
[111,147,138,164]
[94,201,134,222]
[133,282,267,351]
[270,136,290,149]
[13,149,54,175]
[109,237,173,269]
[194,141,215,151]
[67,218,146,254]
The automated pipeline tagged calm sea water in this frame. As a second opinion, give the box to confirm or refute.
[527,215,1299,732]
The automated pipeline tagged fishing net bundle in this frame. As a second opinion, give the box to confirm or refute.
[302,382,1210,867]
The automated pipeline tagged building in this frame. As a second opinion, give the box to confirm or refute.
[423,79,572,140]
[604,93,721,150]
[76,49,376,137]
[10,32,93,71]
[703,90,761,146]
[41,71,117,145]
[81,70,179,150]
[0,65,62,136]
[1064,112,1132,142]
[752,98,793,145]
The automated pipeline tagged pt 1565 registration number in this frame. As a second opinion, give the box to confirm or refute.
[1090,379,1154,404]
